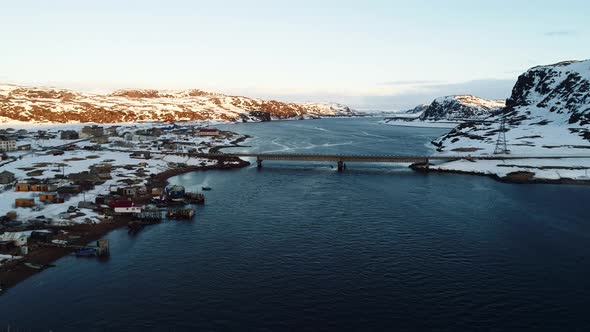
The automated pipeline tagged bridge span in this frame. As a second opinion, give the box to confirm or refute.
[192,152,590,172]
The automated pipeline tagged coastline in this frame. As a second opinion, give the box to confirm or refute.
[0,136,252,294]
[410,163,590,185]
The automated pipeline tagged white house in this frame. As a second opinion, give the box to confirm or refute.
[0,232,29,247]
[112,201,142,214]
[0,136,16,152]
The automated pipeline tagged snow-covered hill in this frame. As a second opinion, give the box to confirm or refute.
[419,95,505,121]
[425,60,590,183]
[0,85,354,124]
[381,95,504,128]
[434,60,590,154]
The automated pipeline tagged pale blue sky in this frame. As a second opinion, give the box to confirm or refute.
[1,0,588,109]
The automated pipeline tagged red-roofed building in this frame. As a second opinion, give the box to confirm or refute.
[197,128,220,137]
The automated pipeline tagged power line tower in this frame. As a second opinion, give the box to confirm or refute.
[494,116,509,155]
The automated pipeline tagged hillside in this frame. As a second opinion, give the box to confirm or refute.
[434,60,590,154]
[427,59,590,183]
[381,95,504,128]
[419,95,505,121]
[0,85,354,124]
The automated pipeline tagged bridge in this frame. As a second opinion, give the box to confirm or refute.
[190,152,590,172]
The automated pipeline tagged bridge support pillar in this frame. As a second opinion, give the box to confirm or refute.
[337,160,345,172]
[257,158,263,169]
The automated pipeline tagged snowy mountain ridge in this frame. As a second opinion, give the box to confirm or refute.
[419,95,505,121]
[0,84,354,124]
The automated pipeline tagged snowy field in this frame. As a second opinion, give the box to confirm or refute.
[430,158,590,181]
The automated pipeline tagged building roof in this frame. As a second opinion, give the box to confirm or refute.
[0,135,16,141]
[198,128,219,132]
[111,201,141,208]
[0,170,15,176]
[0,232,29,241]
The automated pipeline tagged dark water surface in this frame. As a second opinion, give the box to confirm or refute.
[1,118,589,331]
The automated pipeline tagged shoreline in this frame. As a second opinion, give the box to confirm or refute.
[410,163,590,185]
[0,136,253,294]
[0,217,131,292]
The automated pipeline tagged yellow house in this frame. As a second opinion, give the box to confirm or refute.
[15,198,35,207]
[15,183,30,192]
[39,192,58,203]
[30,184,49,192]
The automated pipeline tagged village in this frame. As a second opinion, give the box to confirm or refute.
[0,122,250,288]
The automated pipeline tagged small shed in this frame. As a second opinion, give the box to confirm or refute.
[30,230,53,242]
[0,232,29,247]
[39,192,59,203]
[0,170,15,184]
[6,211,17,220]
[57,185,82,194]
[197,128,220,136]
[121,187,137,197]
[130,151,151,159]
[60,130,80,140]
[92,136,109,144]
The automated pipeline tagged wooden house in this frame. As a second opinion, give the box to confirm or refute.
[15,198,35,207]
[30,184,49,192]
[39,192,59,203]
[15,183,30,192]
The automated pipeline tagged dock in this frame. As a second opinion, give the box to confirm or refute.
[166,208,195,220]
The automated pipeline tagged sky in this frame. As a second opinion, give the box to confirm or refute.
[1,0,588,110]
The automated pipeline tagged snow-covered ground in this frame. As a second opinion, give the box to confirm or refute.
[430,158,590,181]
[416,60,590,183]
[0,124,245,224]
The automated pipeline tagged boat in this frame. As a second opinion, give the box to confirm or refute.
[24,262,44,270]
[166,208,195,220]
[185,192,205,205]
[75,248,98,257]
[201,187,212,191]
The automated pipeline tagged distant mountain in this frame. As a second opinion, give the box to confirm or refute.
[433,59,590,153]
[405,104,429,115]
[418,95,505,121]
[0,85,354,124]
[381,95,504,126]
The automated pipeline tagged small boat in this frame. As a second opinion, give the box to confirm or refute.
[24,262,44,270]
[75,248,98,257]
[185,192,205,205]
[166,208,195,220]
[201,187,212,191]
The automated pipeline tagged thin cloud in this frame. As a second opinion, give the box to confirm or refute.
[379,80,443,86]
[544,30,576,36]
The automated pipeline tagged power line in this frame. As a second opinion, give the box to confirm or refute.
[494,116,510,155]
